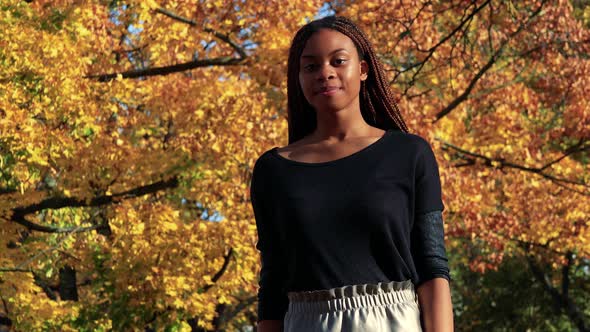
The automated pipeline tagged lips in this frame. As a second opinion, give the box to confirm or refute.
[314,86,341,95]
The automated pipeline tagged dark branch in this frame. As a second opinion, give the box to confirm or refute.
[438,139,589,193]
[518,38,590,59]
[153,8,247,59]
[434,44,499,121]
[17,176,178,214]
[434,0,547,121]
[420,1,489,53]
[527,254,588,332]
[0,267,32,273]
[85,57,244,82]
[511,236,564,255]
[217,295,257,329]
[86,8,247,82]
[33,272,58,301]
[10,176,179,233]
[541,139,590,171]
[390,0,491,85]
[203,247,234,292]
[10,214,104,233]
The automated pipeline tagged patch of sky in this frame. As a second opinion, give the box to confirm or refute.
[106,3,244,224]
[316,2,336,19]
[192,201,223,222]
[180,197,223,222]
[128,22,144,34]
[108,5,124,25]
[202,209,224,222]
[109,5,148,71]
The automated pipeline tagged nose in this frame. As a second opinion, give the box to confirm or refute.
[316,63,335,81]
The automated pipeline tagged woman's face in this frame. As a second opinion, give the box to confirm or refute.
[298,29,368,113]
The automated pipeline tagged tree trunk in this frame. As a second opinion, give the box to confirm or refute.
[59,266,78,301]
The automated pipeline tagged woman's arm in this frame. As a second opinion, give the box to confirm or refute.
[257,320,284,332]
[411,139,453,331]
[251,157,289,324]
[416,277,453,332]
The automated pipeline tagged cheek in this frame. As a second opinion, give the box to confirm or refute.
[298,74,314,100]
[298,73,309,90]
[344,66,361,85]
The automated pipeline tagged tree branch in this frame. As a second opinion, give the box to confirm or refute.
[0,267,31,273]
[541,139,590,171]
[86,8,248,82]
[0,296,10,328]
[437,139,589,193]
[511,236,564,256]
[434,0,547,121]
[390,0,491,86]
[217,295,257,330]
[33,272,58,301]
[527,254,588,332]
[153,7,247,59]
[203,247,234,292]
[10,214,106,233]
[85,57,244,82]
[435,38,501,120]
[10,176,179,233]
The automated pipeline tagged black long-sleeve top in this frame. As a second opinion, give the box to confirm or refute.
[250,129,450,321]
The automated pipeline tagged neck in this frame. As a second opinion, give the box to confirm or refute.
[312,99,375,141]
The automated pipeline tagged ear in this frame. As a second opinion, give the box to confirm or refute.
[360,60,369,81]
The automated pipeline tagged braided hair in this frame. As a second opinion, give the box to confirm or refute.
[286,15,408,144]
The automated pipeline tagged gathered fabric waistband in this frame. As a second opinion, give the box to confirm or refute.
[286,280,417,314]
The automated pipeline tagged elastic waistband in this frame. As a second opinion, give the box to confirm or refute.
[286,280,416,314]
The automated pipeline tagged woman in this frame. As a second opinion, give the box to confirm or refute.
[250,16,453,332]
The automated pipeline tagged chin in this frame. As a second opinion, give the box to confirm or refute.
[312,101,352,113]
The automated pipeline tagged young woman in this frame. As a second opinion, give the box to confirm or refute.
[250,16,453,332]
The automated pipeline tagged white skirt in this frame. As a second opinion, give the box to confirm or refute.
[283,279,422,332]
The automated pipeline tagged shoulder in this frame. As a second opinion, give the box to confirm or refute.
[252,146,285,180]
[386,130,434,156]
[253,149,276,170]
[250,150,275,192]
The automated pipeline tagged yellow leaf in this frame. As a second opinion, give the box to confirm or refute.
[211,141,221,153]
[163,221,178,231]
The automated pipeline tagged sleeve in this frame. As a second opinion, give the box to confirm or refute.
[411,210,451,286]
[250,156,289,321]
[411,140,450,286]
[414,139,444,214]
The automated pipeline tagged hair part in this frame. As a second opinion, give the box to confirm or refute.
[286,15,409,144]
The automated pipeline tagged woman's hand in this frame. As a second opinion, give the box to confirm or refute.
[416,278,454,332]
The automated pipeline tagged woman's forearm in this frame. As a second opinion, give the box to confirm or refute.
[416,277,453,332]
[257,320,283,332]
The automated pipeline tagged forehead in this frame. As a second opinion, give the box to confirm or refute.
[300,29,357,58]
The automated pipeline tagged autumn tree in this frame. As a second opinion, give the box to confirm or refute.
[333,0,590,329]
[449,243,590,330]
[1,0,320,330]
[1,0,589,331]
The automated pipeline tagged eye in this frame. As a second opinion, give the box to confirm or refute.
[333,58,347,65]
[302,63,316,72]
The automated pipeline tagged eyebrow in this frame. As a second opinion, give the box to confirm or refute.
[300,48,350,58]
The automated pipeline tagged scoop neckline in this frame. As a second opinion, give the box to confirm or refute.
[270,129,393,167]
